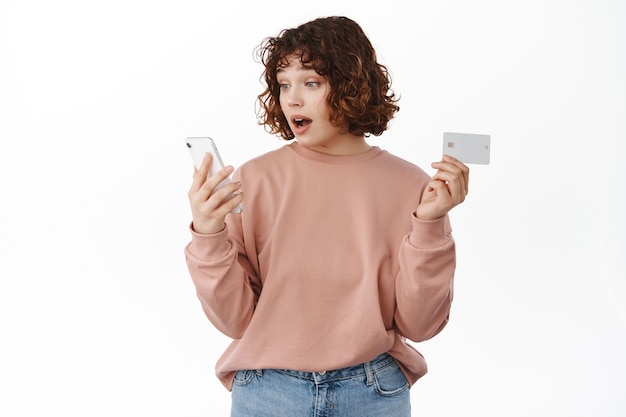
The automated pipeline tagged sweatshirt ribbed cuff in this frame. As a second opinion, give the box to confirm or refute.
[408,214,452,249]
[187,223,232,262]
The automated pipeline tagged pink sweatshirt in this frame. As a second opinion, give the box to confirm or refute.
[185,142,456,390]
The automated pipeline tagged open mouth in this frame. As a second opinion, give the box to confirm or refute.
[293,117,312,128]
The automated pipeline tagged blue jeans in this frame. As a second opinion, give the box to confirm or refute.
[230,353,411,417]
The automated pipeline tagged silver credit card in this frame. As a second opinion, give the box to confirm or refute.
[443,132,491,165]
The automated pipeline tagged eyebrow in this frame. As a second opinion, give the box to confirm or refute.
[276,64,316,74]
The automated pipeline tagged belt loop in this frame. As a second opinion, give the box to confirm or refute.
[364,359,374,385]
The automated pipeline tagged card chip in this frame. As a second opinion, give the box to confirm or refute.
[447,142,455,148]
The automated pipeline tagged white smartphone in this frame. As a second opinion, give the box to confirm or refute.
[443,132,491,165]
[185,137,242,214]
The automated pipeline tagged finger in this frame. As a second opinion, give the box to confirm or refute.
[442,155,470,193]
[206,188,244,218]
[430,172,466,203]
[190,152,213,193]
[192,182,242,221]
[424,180,453,213]
[431,170,458,184]
[441,154,462,165]
[200,165,235,195]
[432,159,463,175]
[432,160,469,196]
[209,181,242,206]
[220,191,244,215]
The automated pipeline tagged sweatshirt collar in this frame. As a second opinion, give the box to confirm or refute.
[287,141,383,164]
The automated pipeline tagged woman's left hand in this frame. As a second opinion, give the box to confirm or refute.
[415,155,470,220]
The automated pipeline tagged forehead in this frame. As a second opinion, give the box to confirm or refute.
[276,56,318,75]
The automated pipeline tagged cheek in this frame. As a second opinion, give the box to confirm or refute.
[317,89,330,117]
[278,94,287,112]
[315,90,331,116]
[316,98,332,120]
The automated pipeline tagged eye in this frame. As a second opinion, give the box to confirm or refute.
[278,83,290,90]
[305,81,319,88]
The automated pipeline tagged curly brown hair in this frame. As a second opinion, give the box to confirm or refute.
[255,16,400,141]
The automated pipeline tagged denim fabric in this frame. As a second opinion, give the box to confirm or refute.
[230,353,410,417]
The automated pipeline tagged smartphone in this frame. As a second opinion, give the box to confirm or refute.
[185,137,242,214]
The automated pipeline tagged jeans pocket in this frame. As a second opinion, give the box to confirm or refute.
[233,369,257,387]
[372,362,409,397]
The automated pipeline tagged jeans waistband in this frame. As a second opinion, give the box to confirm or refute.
[271,353,395,384]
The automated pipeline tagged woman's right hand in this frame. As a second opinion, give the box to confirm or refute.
[188,152,244,235]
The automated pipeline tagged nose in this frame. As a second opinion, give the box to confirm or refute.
[284,86,302,107]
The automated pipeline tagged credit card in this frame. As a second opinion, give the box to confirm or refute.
[443,132,491,165]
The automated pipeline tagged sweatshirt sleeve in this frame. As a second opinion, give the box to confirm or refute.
[393,213,456,343]
[184,223,261,339]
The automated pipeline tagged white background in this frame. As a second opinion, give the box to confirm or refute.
[1,0,625,415]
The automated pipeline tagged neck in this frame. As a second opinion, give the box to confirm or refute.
[304,134,372,156]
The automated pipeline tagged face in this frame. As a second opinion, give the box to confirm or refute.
[277,57,366,155]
